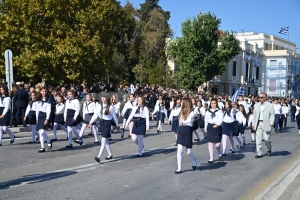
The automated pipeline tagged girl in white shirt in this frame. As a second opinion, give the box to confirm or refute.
[175,98,197,174]
[121,94,136,138]
[126,97,149,157]
[248,108,256,142]
[280,102,289,129]
[0,85,15,146]
[152,99,168,133]
[77,94,99,143]
[24,91,39,143]
[205,99,223,163]
[168,97,182,146]
[90,94,119,163]
[111,94,121,136]
[52,94,68,141]
[193,100,205,141]
[236,105,247,146]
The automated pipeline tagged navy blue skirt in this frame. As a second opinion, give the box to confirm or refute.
[54,113,65,125]
[156,112,165,125]
[83,113,94,124]
[0,107,11,126]
[27,110,36,125]
[37,112,47,130]
[233,121,239,136]
[222,122,234,136]
[124,109,132,120]
[132,117,146,135]
[66,109,78,127]
[171,116,179,132]
[238,124,246,134]
[207,123,222,143]
[177,126,193,148]
[100,119,112,138]
[250,122,256,133]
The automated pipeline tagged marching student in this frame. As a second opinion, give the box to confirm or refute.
[204,98,223,163]
[77,93,98,143]
[280,102,289,129]
[52,94,68,141]
[221,100,236,156]
[193,100,205,141]
[273,98,282,134]
[90,94,119,163]
[248,108,256,142]
[232,101,242,149]
[36,87,52,153]
[168,97,182,146]
[24,91,40,143]
[152,98,168,133]
[295,101,300,135]
[64,90,81,148]
[110,93,121,137]
[236,104,247,146]
[126,96,150,157]
[121,94,136,138]
[0,85,15,146]
[174,98,197,174]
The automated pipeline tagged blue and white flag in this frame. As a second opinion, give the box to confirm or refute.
[130,84,135,94]
[278,27,289,35]
[247,52,252,61]
[254,55,258,67]
[231,87,244,102]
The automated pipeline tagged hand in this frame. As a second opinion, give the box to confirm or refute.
[213,124,218,128]
[121,113,124,117]
[0,114,4,119]
[252,126,256,130]
[146,128,149,132]
[116,126,120,130]
[24,116,26,121]
[44,119,48,125]
[88,124,92,128]
[270,124,273,127]
[179,120,183,126]
[168,120,171,125]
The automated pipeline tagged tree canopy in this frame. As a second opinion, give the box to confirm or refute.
[167,12,240,90]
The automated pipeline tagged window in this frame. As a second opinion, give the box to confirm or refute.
[246,62,249,78]
[232,61,236,76]
[256,67,259,79]
[264,43,269,50]
[232,88,235,95]
[270,60,277,67]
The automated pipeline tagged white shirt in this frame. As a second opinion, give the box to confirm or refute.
[153,104,168,119]
[236,111,247,126]
[90,103,119,126]
[194,106,205,118]
[281,106,289,115]
[112,102,121,115]
[36,98,51,120]
[259,103,265,121]
[204,109,223,132]
[273,104,282,115]
[248,114,253,127]
[169,101,174,110]
[0,96,11,116]
[168,105,181,121]
[55,103,65,114]
[25,101,39,116]
[126,106,150,129]
[82,101,97,116]
[218,102,224,110]
[121,101,136,115]
[296,106,300,116]
[223,109,235,123]
[64,99,81,120]
[179,111,195,127]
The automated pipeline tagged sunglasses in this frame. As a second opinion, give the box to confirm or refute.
[259,97,265,99]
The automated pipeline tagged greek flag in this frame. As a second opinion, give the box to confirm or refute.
[278,27,289,35]
[231,87,244,102]
[130,84,135,94]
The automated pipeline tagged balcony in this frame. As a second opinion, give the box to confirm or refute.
[244,77,255,84]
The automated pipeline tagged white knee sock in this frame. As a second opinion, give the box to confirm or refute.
[0,127,3,144]
[222,135,228,153]
[72,126,80,138]
[252,133,256,141]
[39,130,45,148]
[194,130,200,139]
[3,126,14,139]
[131,134,138,145]
[67,127,73,144]
[229,135,235,151]
[242,134,246,143]
[187,148,196,166]
[177,144,183,171]
[79,123,88,138]
[97,138,107,158]
[137,135,144,155]
[235,136,241,146]
[92,125,98,142]
[105,139,112,156]
[53,123,58,139]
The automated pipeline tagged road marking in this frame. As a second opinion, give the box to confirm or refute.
[0,144,177,190]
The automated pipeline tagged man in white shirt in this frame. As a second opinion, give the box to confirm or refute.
[273,98,282,133]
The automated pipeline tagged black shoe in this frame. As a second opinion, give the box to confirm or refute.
[51,138,57,142]
[128,135,131,138]
[208,160,213,164]
[65,144,73,148]
[192,158,197,169]
[267,150,271,156]
[108,138,112,141]
[38,148,45,153]
[137,154,143,157]
[105,155,113,160]
[175,170,182,174]
[121,129,125,138]
[157,130,159,133]
[94,156,100,163]
[94,141,99,143]
[174,143,177,146]
[48,141,52,150]
[88,132,93,135]
[29,141,35,143]
[0,143,2,146]
[231,150,236,153]
[243,142,246,146]
[251,140,255,142]
[36,137,39,142]
[193,139,200,142]
[218,155,223,160]
[255,155,262,158]
[10,135,15,144]
[222,153,226,156]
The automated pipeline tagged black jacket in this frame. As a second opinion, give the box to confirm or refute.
[14,89,29,108]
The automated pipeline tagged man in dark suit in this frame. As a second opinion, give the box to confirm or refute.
[14,84,29,127]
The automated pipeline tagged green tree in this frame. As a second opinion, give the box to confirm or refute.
[0,0,128,84]
[167,12,240,90]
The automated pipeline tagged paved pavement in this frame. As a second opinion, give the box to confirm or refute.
[1,120,300,200]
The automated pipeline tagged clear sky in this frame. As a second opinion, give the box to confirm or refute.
[119,0,300,52]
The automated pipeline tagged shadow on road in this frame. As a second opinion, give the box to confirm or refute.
[0,171,77,190]
[268,150,291,157]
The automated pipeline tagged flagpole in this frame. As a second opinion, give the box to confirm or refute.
[288,26,290,51]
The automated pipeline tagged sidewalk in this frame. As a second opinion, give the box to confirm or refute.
[255,149,300,200]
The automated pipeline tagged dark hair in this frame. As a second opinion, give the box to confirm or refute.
[28,91,40,104]
[0,84,9,96]
[173,97,181,109]
[56,94,65,103]
[238,104,248,119]
[225,100,232,114]
[101,94,111,115]
[196,99,203,107]
[209,98,220,110]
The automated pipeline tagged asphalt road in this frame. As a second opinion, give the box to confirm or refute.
[0,119,300,200]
